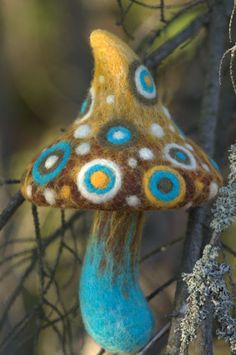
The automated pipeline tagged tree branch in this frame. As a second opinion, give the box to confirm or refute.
[137,322,171,355]
[0,191,25,232]
[166,1,228,354]
[144,13,209,68]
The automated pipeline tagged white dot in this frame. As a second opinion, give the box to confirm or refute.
[150,123,164,138]
[162,106,171,119]
[74,124,91,139]
[202,163,210,172]
[44,189,56,205]
[75,143,91,156]
[113,130,125,140]
[185,143,194,151]
[126,195,140,207]
[139,148,154,160]
[106,95,115,104]
[127,158,137,168]
[44,155,59,170]
[26,185,32,198]
[169,124,175,132]
[209,182,218,199]
[99,75,105,83]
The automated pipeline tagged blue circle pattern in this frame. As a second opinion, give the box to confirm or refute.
[211,158,219,171]
[84,164,115,195]
[176,151,188,162]
[80,97,89,114]
[32,141,71,186]
[106,126,132,145]
[139,68,155,94]
[149,171,180,202]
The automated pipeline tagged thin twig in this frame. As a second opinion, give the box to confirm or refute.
[140,236,184,263]
[137,322,171,355]
[222,243,236,257]
[146,277,177,301]
[0,178,21,186]
[0,256,36,329]
[144,13,209,68]
[0,191,25,231]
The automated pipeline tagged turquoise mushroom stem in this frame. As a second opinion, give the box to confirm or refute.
[79,211,155,353]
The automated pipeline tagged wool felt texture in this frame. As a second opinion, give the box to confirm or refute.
[79,210,155,353]
[20,29,224,353]
[21,29,223,211]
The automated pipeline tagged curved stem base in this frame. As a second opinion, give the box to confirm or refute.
[79,211,155,353]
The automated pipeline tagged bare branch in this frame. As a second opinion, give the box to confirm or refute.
[0,191,25,231]
[166,0,228,354]
[140,235,184,263]
[146,276,177,301]
[0,178,21,186]
[137,322,171,355]
[144,13,209,68]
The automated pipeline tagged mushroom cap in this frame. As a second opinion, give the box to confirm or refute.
[21,29,223,211]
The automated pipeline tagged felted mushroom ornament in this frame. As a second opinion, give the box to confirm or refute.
[21,30,223,353]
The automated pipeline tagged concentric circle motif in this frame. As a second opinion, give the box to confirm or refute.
[78,87,95,121]
[32,141,71,185]
[77,159,122,204]
[143,166,186,208]
[163,143,197,170]
[106,126,132,145]
[98,120,137,147]
[129,61,157,105]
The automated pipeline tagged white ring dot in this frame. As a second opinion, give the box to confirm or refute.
[106,95,115,104]
[163,143,197,170]
[134,65,157,100]
[77,159,122,204]
[126,195,140,207]
[44,188,56,205]
[185,143,194,151]
[150,123,164,138]
[74,124,91,139]
[209,182,218,199]
[75,143,91,156]
[139,148,154,160]
[44,155,59,170]
[127,158,138,168]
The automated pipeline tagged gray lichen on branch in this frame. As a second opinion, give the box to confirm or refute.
[180,245,236,353]
[211,142,236,233]
[180,139,236,353]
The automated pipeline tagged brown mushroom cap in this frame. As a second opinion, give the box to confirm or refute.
[21,29,223,211]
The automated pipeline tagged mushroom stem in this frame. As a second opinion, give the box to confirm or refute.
[79,210,155,353]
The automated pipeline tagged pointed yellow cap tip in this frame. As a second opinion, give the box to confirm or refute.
[90,29,119,48]
[89,29,138,68]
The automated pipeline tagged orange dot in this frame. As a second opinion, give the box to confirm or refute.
[90,171,110,189]
[60,185,71,200]
[195,180,204,191]
[144,75,152,87]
